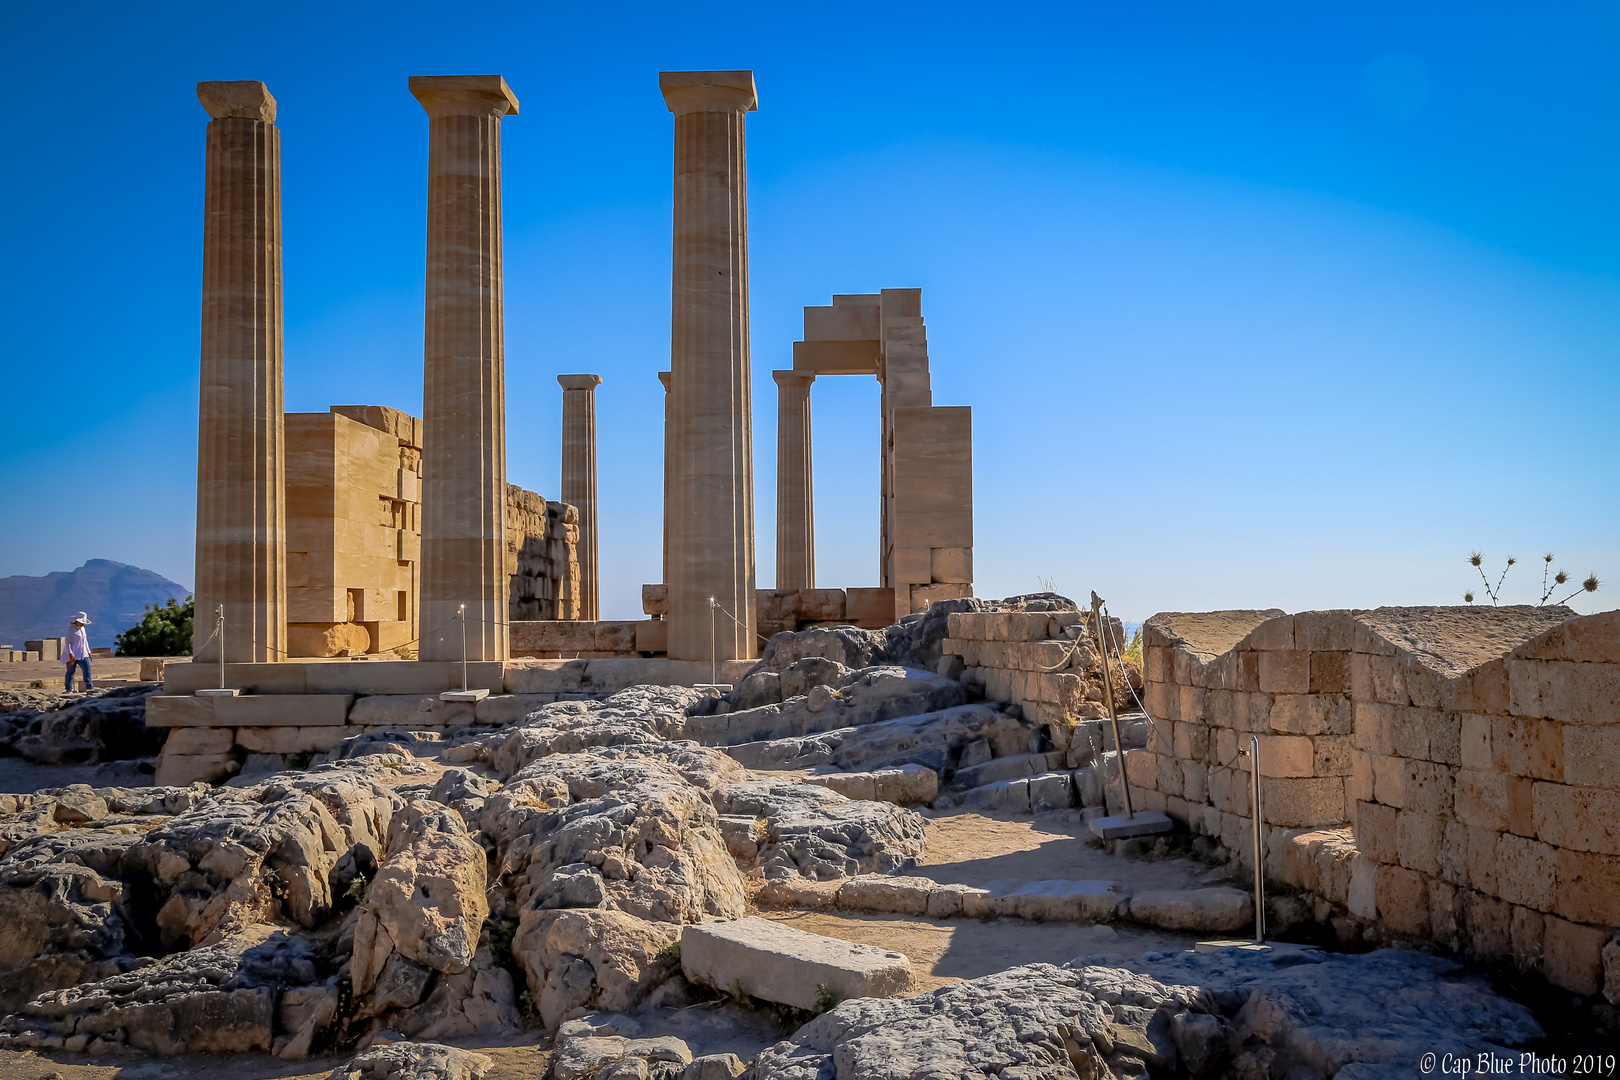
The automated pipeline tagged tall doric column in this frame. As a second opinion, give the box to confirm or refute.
[658,370,672,585]
[410,75,517,662]
[194,80,286,664]
[773,370,815,590]
[660,70,758,662]
[558,374,603,621]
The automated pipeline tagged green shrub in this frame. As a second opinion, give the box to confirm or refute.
[115,597,194,657]
[485,917,518,971]
[813,983,848,1014]
[345,876,368,902]
[655,938,682,973]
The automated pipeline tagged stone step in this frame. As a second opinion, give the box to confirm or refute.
[681,916,913,1011]
[950,750,1065,790]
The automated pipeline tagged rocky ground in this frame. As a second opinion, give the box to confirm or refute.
[0,598,1581,1079]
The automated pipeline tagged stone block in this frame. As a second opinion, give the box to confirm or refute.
[1565,726,1620,792]
[1463,890,1512,963]
[1308,652,1350,694]
[1353,655,1406,706]
[1124,749,1157,789]
[1173,721,1209,762]
[994,880,1128,922]
[1450,664,1511,715]
[923,885,978,919]
[1532,783,1620,856]
[1370,754,1405,808]
[1467,827,1500,898]
[1127,888,1251,933]
[1375,864,1430,939]
[1245,617,1294,651]
[163,727,235,755]
[1510,904,1545,974]
[930,547,972,584]
[1505,775,1535,837]
[1606,936,1620,1007]
[1459,714,1492,771]
[1208,767,1250,817]
[1313,734,1353,776]
[1258,651,1309,694]
[1260,776,1346,828]
[1491,716,1563,781]
[1542,915,1609,997]
[1507,659,1620,725]
[348,695,472,728]
[1439,820,1471,887]
[235,726,351,754]
[959,778,1030,814]
[1396,810,1445,875]
[1429,877,1459,949]
[754,878,845,911]
[1425,712,1462,766]
[680,917,912,1011]
[1348,751,1374,804]
[1454,770,1509,832]
[1029,771,1075,813]
[1255,735,1313,777]
[836,876,933,916]
[1154,756,1183,798]
[1353,702,1395,756]
[1556,848,1620,926]
[1177,686,1205,725]
[1356,800,1398,864]
[1495,834,1556,911]
[143,695,221,728]
[1402,760,1455,817]
[154,752,238,787]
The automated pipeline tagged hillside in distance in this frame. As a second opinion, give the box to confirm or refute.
[0,559,191,649]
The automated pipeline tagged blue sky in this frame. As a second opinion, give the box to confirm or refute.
[1,1,1616,623]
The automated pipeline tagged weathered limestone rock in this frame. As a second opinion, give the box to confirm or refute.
[551,1016,694,1080]
[686,667,967,746]
[661,70,759,663]
[559,374,603,621]
[13,686,165,765]
[337,1041,494,1080]
[447,686,707,777]
[804,764,938,806]
[352,804,488,1018]
[488,750,747,921]
[287,622,372,658]
[681,916,912,1011]
[711,779,926,880]
[0,856,135,1012]
[193,79,287,664]
[411,74,519,663]
[511,908,680,1031]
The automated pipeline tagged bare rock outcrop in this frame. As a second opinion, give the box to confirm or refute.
[512,908,680,1031]
[684,667,968,747]
[446,686,705,778]
[336,1040,494,1080]
[9,685,165,765]
[712,779,927,880]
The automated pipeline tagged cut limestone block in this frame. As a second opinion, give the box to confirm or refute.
[153,752,239,787]
[992,880,1130,922]
[1088,809,1173,839]
[1129,888,1253,933]
[681,916,912,1011]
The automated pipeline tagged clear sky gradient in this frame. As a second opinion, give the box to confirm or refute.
[2,2,1616,624]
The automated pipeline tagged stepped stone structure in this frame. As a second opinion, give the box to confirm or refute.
[411,74,518,663]
[661,70,759,662]
[558,375,602,620]
[285,406,422,657]
[193,80,287,663]
[772,370,816,591]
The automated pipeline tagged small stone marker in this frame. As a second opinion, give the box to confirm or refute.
[439,688,489,702]
[681,916,912,1011]
[1087,809,1173,839]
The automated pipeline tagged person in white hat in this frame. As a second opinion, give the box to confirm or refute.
[63,613,96,692]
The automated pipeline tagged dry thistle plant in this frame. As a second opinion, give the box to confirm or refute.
[1464,550,1600,606]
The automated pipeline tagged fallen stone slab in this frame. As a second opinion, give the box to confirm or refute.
[681,916,913,1012]
[988,879,1130,922]
[1128,887,1253,933]
[1088,809,1173,839]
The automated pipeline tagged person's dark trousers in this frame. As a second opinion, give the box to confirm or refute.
[64,658,94,691]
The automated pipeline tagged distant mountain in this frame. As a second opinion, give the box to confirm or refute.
[0,560,191,649]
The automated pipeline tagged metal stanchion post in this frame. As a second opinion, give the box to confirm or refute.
[1251,733,1266,944]
[459,603,468,694]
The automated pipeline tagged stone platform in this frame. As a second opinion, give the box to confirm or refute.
[147,656,755,785]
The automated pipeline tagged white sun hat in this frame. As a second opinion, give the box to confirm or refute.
[73,612,91,625]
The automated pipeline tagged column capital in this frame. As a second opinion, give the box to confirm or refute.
[410,75,519,118]
[558,373,603,392]
[658,371,672,392]
[772,369,815,388]
[660,70,757,116]
[197,81,276,123]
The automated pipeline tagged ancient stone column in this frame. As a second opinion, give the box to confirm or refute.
[773,370,816,590]
[410,75,518,662]
[194,80,286,664]
[660,71,758,662]
[658,370,672,585]
[558,374,603,621]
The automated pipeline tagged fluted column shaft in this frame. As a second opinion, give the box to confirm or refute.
[658,370,672,585]
[194,81,286,664]
[411,75,517,662]
[773,370,815,590]
[559,374,603,621]
[661,71,758,662]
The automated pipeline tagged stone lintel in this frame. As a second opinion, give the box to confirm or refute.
[558,373,603,391]
[409,74,520,118]
[197,80,276,123]
[660,70,757,115]
[772,369,815,388]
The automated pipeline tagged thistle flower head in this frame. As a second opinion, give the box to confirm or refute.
[1544,553,1556,564]
[1469,552,1483,567]
[1555,570,1569,585]
[1583,574,1601,593]
[1464,591,1475,604]
[1507,556,1518,566]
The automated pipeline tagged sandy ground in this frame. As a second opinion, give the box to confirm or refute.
[0,659,147,689]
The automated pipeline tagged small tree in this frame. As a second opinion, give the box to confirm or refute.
[1464,553,1599,607]
[115,596,195,656]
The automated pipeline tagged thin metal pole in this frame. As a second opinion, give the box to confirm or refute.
[458,604,468,693]
[709,597,717,686]
[217,604,226,690]
[1251,733,1265,944]
[1092,591,1132,819]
